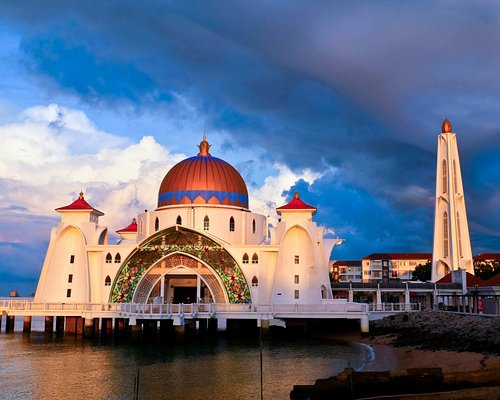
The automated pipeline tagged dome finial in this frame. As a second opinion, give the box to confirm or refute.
[294,190,299,199]
[442,118,452,133]
[79,191,84,200]
[198,132,211,157]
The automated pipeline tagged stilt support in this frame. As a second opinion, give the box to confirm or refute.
[44,316,54,334]
[23,316,32,333]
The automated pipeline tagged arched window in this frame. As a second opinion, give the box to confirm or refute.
[252,253,258,264]
[229,216,235,232]
[105,275,111,286]
[115,253,121,263]
[251,275,258,287]
[242,253,249,264]
[155,217,159,231]
[252,219,256,234]
[457,212,463,258]
[442,160,447,194]
[105,253,112,263]
[176,215,182,225]
[453,160,458,193]
[443,212,449,258]
[204,215,209,231]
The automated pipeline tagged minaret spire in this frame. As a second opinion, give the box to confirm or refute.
[431,119,474,281]
[197,132,211,156]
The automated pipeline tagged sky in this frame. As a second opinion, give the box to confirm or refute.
[1,1,500,296]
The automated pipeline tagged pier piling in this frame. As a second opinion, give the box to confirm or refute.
[5,315,15,332]
[23,316,32,333]
[44,316,54,334]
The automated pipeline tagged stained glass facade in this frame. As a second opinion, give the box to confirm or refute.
[110,226,251,303]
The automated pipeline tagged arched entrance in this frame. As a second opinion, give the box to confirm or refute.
[110,226,251,303]
[132,253,227,304]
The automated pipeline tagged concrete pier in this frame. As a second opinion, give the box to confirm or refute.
[5,315,15,332]
[44,316,54,334]
[23,316,32,333]
[0,314,2,332]
[56,316,65,335]
[101,318,113,338]
[83,318,94,338]
[65,316,84,335]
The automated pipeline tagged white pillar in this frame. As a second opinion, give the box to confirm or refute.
[405,284,411,311]
[196,275,201,303]
[348,283,353,302]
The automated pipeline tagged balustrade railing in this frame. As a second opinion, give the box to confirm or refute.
[1,300,419,316]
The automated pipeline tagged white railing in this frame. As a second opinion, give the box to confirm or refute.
[1,300,419,316]
[368,303,420,312]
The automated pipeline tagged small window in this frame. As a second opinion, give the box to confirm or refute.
[68,274,73,283]
[252,219,256,234]
[114,253,121,263]
[251,275,258,287]
[242,253,249,264]
[294,290,299,299]
[252,253,258,264]
[176,215,182,225]
[105,276,111,286]
[155,217,159,232]
[204,215,209,231]
[294,275,299,284]
[229,216,235,232]
[106,253,112,263]
[69,255,75,264]
[66,289,72,298]
[294,255,299,264]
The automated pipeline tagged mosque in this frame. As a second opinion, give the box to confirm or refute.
[34,134,341,307]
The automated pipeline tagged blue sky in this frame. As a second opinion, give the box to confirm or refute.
[1,1,500,296]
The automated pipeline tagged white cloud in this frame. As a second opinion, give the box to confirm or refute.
[249,163,325,223]
[0,103,327,242]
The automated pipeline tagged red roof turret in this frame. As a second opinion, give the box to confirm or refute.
[276,191,316,215]
[116,218,138,234]
[55,192,104,215]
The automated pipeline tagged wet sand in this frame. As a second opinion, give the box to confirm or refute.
[358,334,500,373]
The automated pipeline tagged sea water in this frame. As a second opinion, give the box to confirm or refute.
[0,317,372,399]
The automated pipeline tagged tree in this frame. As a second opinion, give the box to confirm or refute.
[474,259,500,280]
[412,261,431,282]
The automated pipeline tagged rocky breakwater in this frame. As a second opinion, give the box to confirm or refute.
[370,310,500,354]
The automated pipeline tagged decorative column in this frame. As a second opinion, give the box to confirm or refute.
[431,119,474,282]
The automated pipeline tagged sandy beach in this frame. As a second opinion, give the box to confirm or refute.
[358,334,500,373]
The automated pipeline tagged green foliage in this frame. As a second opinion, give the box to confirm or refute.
[412,261,431,282]
[474,259,500,281]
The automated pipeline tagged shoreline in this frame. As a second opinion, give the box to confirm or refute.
[356,334,500,373]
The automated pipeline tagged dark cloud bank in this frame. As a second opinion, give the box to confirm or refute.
[2,0,500,291]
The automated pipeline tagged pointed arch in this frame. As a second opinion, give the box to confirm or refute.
[176,215,182,225]
[251,275,258,287]
[105,275,111,286]
[204,215,210,230]
[110,226,251,303]
[453,160,458,193]
[442,159,447,194]
[443,211,449,258]
[457,211,463,258]
[115,253,121,263]
[242,253,249,264]
[106,253,112,263]
[252,253,259,264]
[229,216,235,232]
[155,217,160,232]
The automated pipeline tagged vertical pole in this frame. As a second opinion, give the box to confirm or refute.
[56,316,65,335]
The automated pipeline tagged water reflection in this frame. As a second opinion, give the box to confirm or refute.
[0,332,370,399]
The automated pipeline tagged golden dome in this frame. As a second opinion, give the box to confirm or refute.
[442,118,452,133]
[157,135,248,209]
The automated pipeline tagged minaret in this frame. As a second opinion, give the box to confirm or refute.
[431,119,474,281]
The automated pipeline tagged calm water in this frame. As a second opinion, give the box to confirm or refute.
[0,317,372,399]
